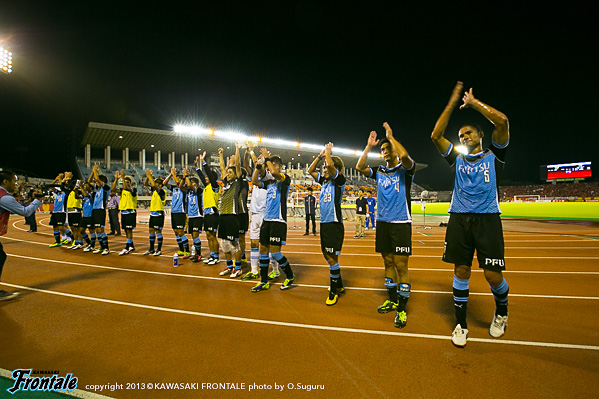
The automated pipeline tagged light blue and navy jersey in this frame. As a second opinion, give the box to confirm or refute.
[444,141,508,214]
[170,185,186,214]
[52,190,66,213]
[186,187,203,218]
[366,197,376,213]
[261,174,291,223]
[82,195,93,218]
[92,184,111,210]
[317,171,346,224]
[368,160,415,223]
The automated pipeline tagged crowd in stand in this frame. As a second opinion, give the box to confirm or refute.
[500,181,599,201]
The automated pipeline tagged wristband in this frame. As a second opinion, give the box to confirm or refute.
[256,164,263,170]
[264,157,271,163]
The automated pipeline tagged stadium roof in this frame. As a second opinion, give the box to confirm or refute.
[81,122,427,171]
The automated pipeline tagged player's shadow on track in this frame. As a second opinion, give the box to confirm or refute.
[11,269,121,298]
[426,281,491,329]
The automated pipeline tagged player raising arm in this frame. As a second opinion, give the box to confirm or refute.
[431,82,510,347]
[356,123,415,329]
[307,142,347,305]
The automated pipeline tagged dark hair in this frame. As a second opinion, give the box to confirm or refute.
[330,155,344,171]
[459,123,484,135]
[190,177,199,185]
[270,155,283,165]
[0,170,16,185]
[379,138,391,149]
[307,187,313,192]
[154,178,164,186]
[367,190,373,194]
[98,174,108,184]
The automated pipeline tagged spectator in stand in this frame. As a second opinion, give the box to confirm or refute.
[304,187,317,236]
[355,189,367,238]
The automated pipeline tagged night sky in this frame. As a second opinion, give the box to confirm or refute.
[1,3,597,190]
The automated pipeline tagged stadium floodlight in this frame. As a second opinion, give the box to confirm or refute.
[214,130,254,143]
[172,123,388,159]
[299,143,323,151]
[1,46,13,74]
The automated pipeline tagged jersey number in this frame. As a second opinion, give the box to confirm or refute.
[322,193,332,203]
[484,170,490,183]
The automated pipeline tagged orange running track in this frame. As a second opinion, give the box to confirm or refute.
[1,212,598,398]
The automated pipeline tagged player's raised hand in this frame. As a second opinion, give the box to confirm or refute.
[450,81,464,107]
[383,122,393,139]
[460,87,476,110]
[324,142,334,154]
[367,131,379,147]
[260,147,269,159]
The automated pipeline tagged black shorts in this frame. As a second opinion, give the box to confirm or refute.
[443,213,505,271]
[80,216,93,229]
[171,213,187,230]
[92,209,107,228]
[320,222,344,255]
[67,212,82,227]
[121,212,137,230]
[375,222,412,255]
[204,213,219,233]
[188,217,203,234]
[238,213,249,234]
[259,220,287,247]
[149,214,165,230]
[218,214,239,241]
[49,212,66,227]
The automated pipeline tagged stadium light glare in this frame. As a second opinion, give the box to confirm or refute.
[171,124,389,160]
[1,46,13,74]
[299,143,323,151]
[456,145,468,154]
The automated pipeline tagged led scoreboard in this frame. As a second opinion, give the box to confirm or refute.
[540,162,592,182]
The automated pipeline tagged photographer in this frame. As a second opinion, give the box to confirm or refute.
[0,170,43,301]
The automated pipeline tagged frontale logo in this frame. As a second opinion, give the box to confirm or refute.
[7,369,78,395]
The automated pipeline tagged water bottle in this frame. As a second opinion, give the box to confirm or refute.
[173,252,179,267]
[191,245,196,257]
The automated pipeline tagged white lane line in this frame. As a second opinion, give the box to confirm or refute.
[291,263,599,275]
[13,219,599,244]
[1,282,597,352]
[5,234,599,261]
[5,254,599,300]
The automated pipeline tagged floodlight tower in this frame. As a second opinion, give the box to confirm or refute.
[1,46,13,74]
